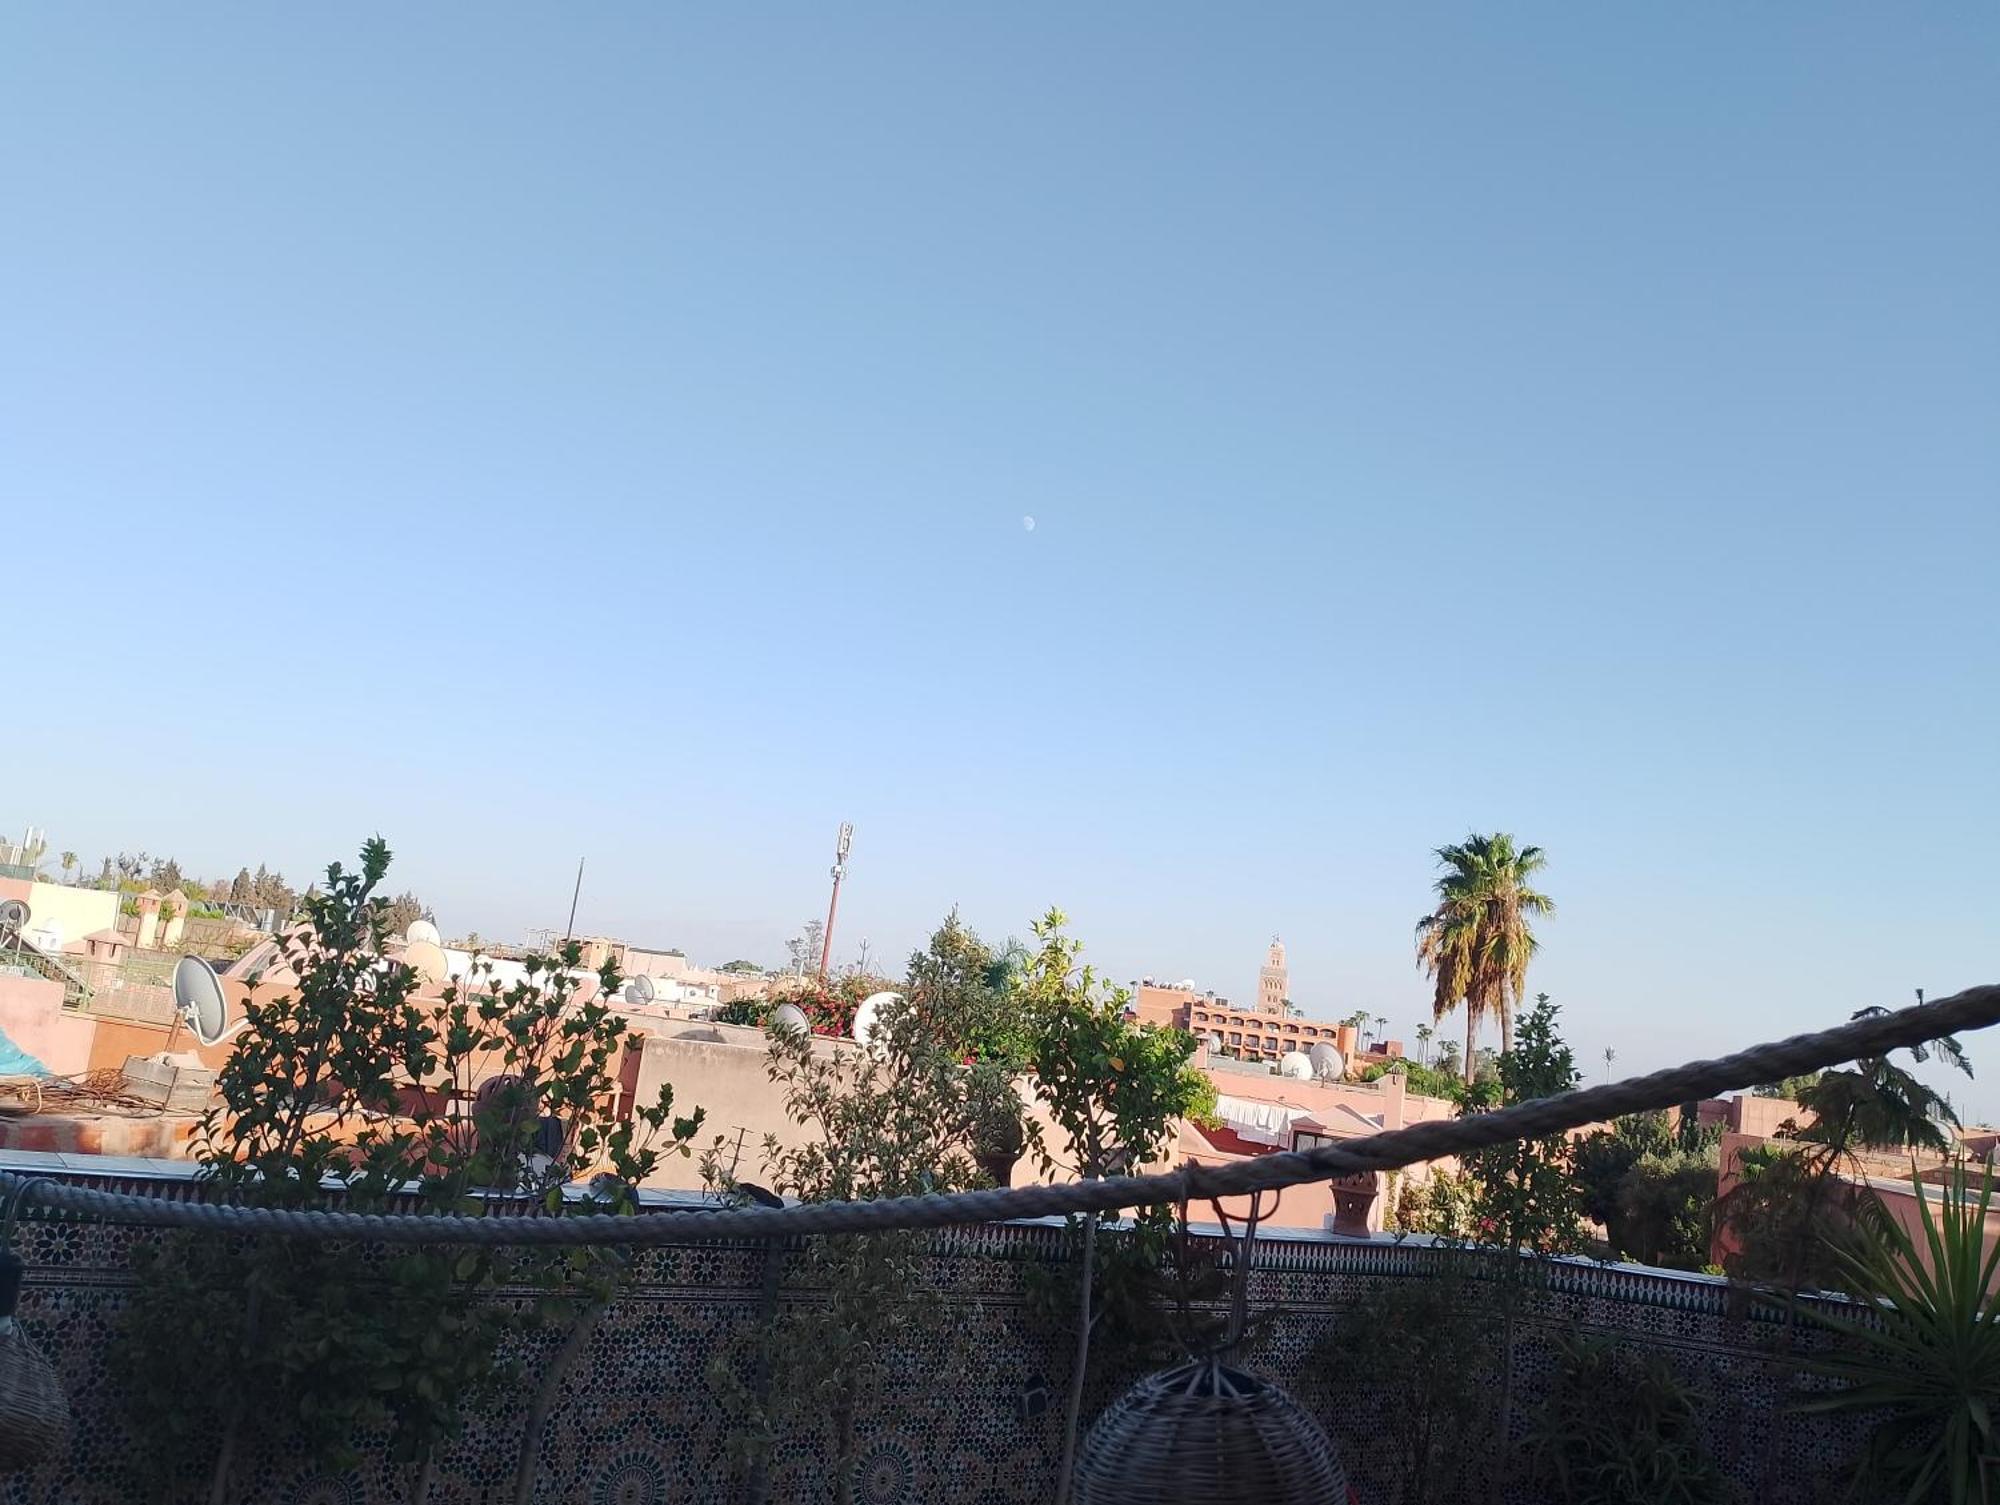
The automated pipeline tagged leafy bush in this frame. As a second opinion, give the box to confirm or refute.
[1574,1111,1721,1270]
[114,839,702,1504]
[1522,1327,1734,1504]
[1312,1259,1501,1505]
[1362,1059,1467,1102]
[713,996,771,1026]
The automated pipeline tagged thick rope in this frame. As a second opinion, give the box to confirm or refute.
[1,984,1992,1246]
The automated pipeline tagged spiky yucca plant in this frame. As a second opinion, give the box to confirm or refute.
[1796,1167,2000,1504]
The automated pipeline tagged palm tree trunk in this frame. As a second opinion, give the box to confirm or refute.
[1499,1002,1513,1058]
[1464,1007,1476,1081]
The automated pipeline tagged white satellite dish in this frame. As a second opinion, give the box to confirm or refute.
[1308,1042,1346,1081]
[0,899,30,933]
[403,939,449,985]
[851,990,900,1049]
[624,974,657,1006]
[1277,1049,1315,1080]
[769,1001,810,1033]
[405,919,442,947]
[173,955,241,1047]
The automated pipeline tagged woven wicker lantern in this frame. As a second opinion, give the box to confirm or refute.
[1073,1356,1348,1505]
[0,1181,67,1473]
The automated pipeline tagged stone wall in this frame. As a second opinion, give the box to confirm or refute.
[0,1167,1861,1505]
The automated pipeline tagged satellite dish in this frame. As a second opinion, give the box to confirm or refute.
[403,939,449,985]
[624,974,657,1006]
[1308,1042,1346,1081]
[852,990,900,1049]
[1203,1033,1223,1053]
[0,899,30,933]
[769,1001,810,1033]
[1277,1049,1315,1080]
[405,919,442,947]
[173,955,240,1047]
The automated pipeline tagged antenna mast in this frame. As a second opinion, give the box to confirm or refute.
[817,822,852,979]
[565,857,586,941]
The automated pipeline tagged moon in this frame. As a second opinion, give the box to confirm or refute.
[1022,515,1036,532]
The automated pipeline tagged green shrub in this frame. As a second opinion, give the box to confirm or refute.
[1522,1327,1733,1504]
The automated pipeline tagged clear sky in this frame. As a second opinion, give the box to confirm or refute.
[6,10,1996,1111]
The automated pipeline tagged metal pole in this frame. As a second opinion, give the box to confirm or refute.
[818,868,842,979]
[817,823,852,979]
[565,858,585,941]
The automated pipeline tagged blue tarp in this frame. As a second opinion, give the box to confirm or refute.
[0,1026,51,1078]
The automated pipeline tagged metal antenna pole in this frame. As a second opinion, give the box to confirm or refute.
[817,823,852,979]
[565,857,585,941]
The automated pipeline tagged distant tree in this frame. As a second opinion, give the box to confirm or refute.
[1752,1072,1823,1100]
[1719,1004,1972,1290]
[379,892,430,937]
[230,868,253,903]
[59,851,77,883]
[1415,833,1554,1074]
[1434,1039,1462,1078]
[784,920,826,976]
[149,857,184,893]
[717,960,762,974]
[1575,1111,1721,1268]
[1414,1022,1434,1066]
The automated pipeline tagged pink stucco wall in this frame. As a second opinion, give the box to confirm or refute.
[0,975,98,1075]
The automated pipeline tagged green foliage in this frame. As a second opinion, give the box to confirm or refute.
[1753,1072,1823,1100]
[1363,1058,1474,1103]
[902,912,1032,1173]
[1795,1167,2000,1505]
[1574,1111,1721,1270]
[1415,832,1553,1073]
[713,996,772,1026]
[1521,1327,1735,1504]
[1459,994,1586,1254]
[763,970,896,1037]
[1011,909,1215,1505]
[1794,1008,1969,1155]
[705,976,994,1503]
[1017,908,1216,1178]
[1719,1011,1973,1292]
[717,959,763,973]
[1616,1152,1720,1271]
[115,839,701,1499]
[1715,1142,1861,1291]
[1312,1259,1502,1505]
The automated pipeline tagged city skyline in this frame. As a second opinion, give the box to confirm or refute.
[9,812,1992,1125]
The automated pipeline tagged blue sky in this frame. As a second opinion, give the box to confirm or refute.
[6,9,1996,1110]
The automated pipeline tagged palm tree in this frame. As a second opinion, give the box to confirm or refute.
[1415,833,1554,1076]
[1603,1046,1616,1084]
[59,851,77,884]
[1414,1023,1434,1066]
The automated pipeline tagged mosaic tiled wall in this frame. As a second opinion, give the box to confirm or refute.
[0,1186,1861,1505]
